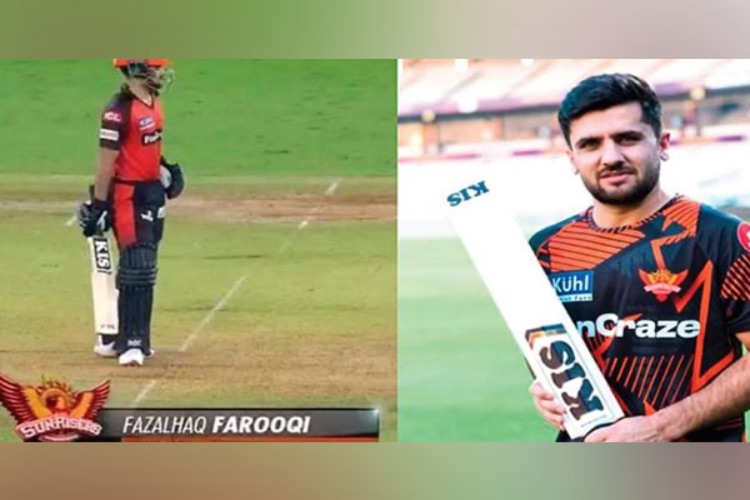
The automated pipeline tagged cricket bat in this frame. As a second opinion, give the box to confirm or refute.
[82,184,118,337]
[444,174,623,439]
[88,233,118,337]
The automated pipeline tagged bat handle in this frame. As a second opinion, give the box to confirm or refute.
[571,416,626,442]
[87,184,108,237]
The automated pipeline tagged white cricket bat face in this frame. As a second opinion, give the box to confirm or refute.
[444,172,623,439]
[89,235,118,336]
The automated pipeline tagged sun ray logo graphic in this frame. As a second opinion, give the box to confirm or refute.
[0,373,110,442]
[638,267,688,302]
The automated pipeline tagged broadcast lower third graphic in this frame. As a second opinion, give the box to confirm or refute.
[0,372,379,442]
[94,409,380,442]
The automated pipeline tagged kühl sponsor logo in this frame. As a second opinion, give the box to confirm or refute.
[550,270,594,303]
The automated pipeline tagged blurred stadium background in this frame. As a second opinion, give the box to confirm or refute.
[398,59,750,442]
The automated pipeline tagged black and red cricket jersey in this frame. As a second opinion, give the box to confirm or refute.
[99,85,164,182]
[530,196,750,442]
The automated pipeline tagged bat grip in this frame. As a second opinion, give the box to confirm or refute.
[87,184,107,237]
[571,416,626,442]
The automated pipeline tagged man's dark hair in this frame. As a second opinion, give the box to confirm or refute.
[558,73,662,146]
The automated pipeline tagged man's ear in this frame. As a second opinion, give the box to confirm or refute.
[567,149,579,175]
[659,131,670,161]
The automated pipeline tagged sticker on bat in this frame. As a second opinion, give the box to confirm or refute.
[526,324,605,421]
[92,237,113,273]
[446,181,490,207]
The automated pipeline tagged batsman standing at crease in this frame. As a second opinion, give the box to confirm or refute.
[529,73,750,442]
[78,59,185,367]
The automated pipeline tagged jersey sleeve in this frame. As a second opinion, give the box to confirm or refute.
[99,99,128,150]
[529,214,580,273]
[529,230,552,272]
[718,219,750,335]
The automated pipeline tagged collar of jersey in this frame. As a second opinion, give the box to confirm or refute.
[583,194,684,233]
[120,84,156,108]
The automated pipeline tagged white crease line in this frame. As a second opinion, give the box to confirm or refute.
[65,215,77,227]
[130,380,157,409]
[179,275,248,353]
[129,274,247,408]
[277,240,292,255]
[129,179,339,407]
[277,179,341,255]
[325,179,341,196]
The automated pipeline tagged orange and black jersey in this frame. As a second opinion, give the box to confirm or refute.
[99,85,164,182]
[530,196,750,442]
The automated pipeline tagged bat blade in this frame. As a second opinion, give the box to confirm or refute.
[444,174,623,439]
[88,235,118,336]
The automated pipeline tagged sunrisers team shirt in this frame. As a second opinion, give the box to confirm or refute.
[99,86,164,182]
[530,196,750,442]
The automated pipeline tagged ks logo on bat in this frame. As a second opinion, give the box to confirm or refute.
[447,181,489,207]
[526,325,604,420]
[92,236,113,272]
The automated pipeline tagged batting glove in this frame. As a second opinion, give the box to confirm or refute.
[79,198,110,237]
[160,156,185,199]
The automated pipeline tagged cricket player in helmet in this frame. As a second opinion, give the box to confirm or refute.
[78,58,185,367]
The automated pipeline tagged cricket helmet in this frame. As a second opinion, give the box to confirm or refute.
[113,59,174,93]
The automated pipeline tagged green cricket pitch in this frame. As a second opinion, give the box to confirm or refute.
[399,237,552,442]
[0,60,396,442]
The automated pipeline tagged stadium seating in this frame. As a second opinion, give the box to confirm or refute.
[398,59,749,118]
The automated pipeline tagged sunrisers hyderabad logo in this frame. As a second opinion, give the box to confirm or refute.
[0,373,109,442]
[638,267,688,302]
[738,222,750,253]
